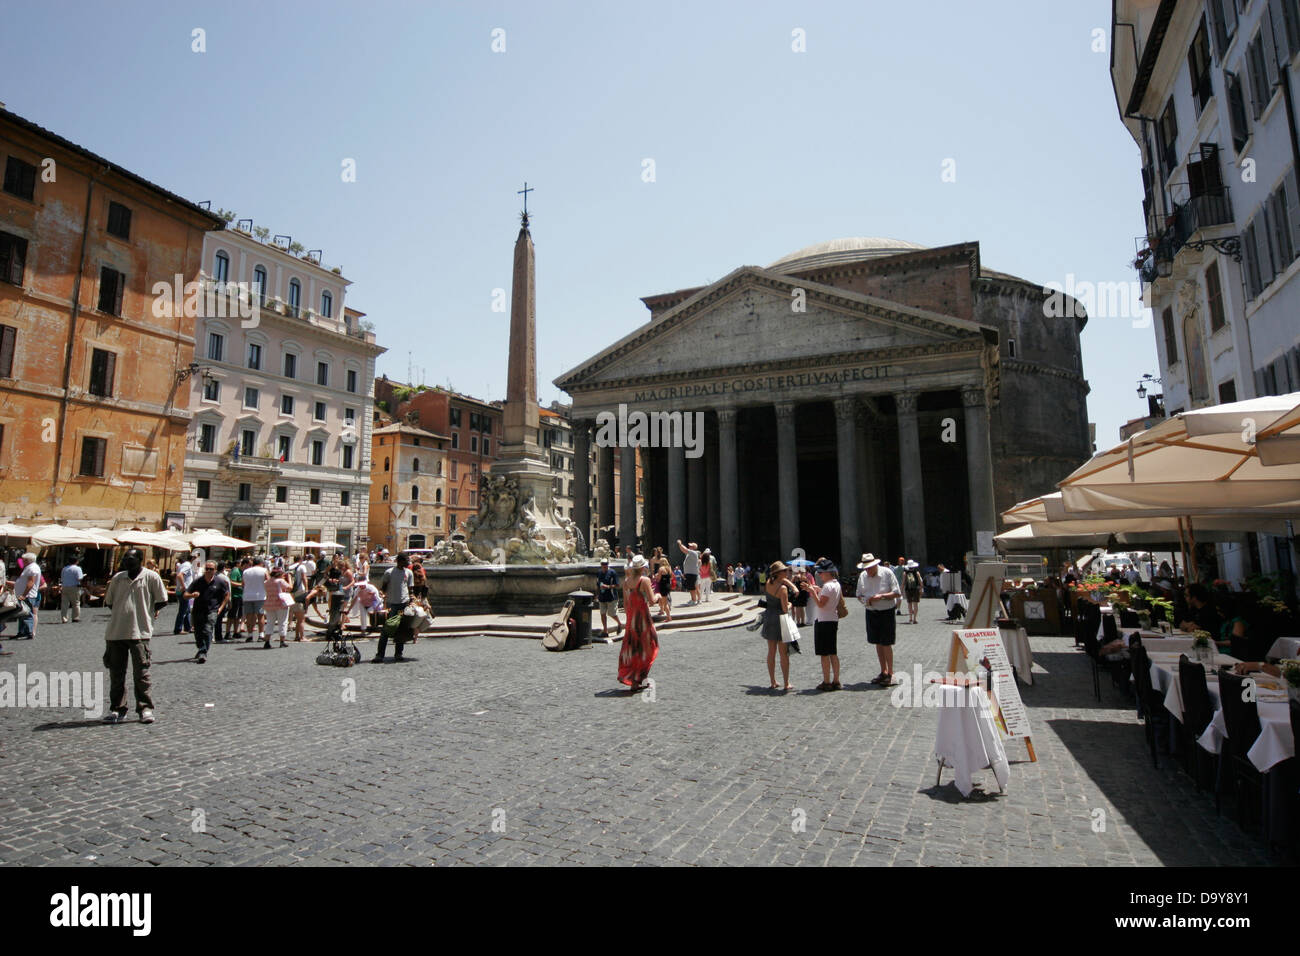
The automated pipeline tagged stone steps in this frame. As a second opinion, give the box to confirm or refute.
[305,591,763,641]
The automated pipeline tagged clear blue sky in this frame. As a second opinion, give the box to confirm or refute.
[2,0,1150,457]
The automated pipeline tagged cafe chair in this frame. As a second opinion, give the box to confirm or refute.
[1119,607,1140,629]
[1218,670,1264,831]
[1130,642,1164,768]
[1177,655,1218,799]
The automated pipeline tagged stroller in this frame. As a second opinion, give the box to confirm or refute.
[314,594,362,667]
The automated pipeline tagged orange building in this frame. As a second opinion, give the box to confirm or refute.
[373,379,502,534]
[0,107,223,528]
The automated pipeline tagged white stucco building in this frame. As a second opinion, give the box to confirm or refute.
[179,227,385,553]
[1111,0,1300,581]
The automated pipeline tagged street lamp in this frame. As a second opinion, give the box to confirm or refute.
[175,362,213,386]
[1136,373,1162,399]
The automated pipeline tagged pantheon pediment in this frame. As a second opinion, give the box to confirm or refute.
[556,266,997,391]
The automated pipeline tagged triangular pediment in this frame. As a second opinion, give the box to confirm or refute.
[555,267,994,389]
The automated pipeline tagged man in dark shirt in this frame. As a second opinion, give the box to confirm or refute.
[184,561,230,664]
[1178,582,1221,636]
[595,559,621,637]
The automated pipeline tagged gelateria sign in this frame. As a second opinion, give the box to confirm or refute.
[631,364,898,402]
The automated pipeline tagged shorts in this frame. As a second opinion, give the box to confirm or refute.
[243,599,265,617]
[599,598,616,610]
[813,620,839,656]
[683,573,698,590]
[866,608,896,645]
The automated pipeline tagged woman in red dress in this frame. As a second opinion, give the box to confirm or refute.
[618,555,659,692]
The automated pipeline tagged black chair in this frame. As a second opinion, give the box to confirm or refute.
[1074,598,1098,648]
[1289,700,1300,854]
[1218,670,1265,830]
[1099,612,1131,692]
[1177,655,1218,798]
[1119,607,1141,628]
[1130,641,1163,768]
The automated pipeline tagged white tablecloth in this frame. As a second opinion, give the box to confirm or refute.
[1000,625,1033,685]
[933,684,1010,797]
[1148,653,1295,772]
[945,593,968,616]
[1266,637,1300,661]
[1123,632,1193,652]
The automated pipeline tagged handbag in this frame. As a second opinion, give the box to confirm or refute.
[836,594,849,619]
[780,612,800,643]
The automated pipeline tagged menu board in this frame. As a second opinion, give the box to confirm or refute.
[949,628,1033,741]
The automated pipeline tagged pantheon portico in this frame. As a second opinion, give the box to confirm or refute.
[555,239,1092,570]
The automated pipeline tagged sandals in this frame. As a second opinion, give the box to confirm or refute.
[831,681,842,691]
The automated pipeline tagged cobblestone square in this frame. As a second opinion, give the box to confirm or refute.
[0,597,1284,866]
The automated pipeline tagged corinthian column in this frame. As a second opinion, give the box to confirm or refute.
[775,401,800,558]
[834,398,860,572]
[895,391,927,562]
[718,408,739,564]
[572,420,591,547]
[962,383,996,553]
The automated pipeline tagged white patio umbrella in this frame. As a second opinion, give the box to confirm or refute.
[271,539,304,547]
[28,525,120,547]
[115,529,192,551]
[0,523,34,541]
[1056,415,1300,520]
[188,529,256,550]
[1181,391,1300,466]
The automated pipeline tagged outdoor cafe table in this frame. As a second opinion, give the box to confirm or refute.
[933,682,1010,798]
[1145,651,1294,774]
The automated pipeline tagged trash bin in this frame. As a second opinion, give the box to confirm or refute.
[567,590,594,650]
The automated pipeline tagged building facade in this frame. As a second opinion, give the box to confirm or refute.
[0,107,224,528]
[557,238,1092,570]
[1111,0,1300,579]
[179,228,384,552]
[373,381,503,534]
[368,423,449,551]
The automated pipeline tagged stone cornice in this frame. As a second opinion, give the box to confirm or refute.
[1002,357,1087,386]
[564,338,987,395]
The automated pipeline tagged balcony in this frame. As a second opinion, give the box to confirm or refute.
[216,451,282,483]
[1134,187,1237,287]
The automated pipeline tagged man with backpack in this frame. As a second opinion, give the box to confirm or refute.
[373,552,413,663]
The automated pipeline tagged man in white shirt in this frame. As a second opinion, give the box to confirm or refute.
[15,553,43,640]
[240,557,270,641]
[172,554,195,634]
[102,548,168,723]
[856,553,900,686]
[677,539,701,606]
[60,557,85,623]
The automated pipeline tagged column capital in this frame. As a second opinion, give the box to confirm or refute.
[833,397,857,424]
[716,408,738,426]
[894,391,920,415]
[960,384,987,408]
[774,401,798,425]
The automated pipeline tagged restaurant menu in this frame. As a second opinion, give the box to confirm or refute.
[952,628,1033,740]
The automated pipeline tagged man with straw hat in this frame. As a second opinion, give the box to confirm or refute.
[856,553,901,686]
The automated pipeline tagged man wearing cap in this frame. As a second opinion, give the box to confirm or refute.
[595,558,622,637]
[856,553,901,685]
[802,558,843,691]
[677,539,701,606]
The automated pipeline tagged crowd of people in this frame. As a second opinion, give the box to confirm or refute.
[596,539,941,695]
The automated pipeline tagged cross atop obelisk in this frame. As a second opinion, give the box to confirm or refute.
[517,181,533,224]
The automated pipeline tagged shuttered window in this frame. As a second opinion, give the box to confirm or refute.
[0,232,27,286]
[97,266,125,315]
[106,201,131,240]
[79,436,107,477]
[2,157,36,201]
[0,324,15,377]
[88,348,116,398]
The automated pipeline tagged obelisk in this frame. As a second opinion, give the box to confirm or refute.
[501,205,542,462]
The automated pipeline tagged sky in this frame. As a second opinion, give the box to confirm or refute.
[1,0,1151,451]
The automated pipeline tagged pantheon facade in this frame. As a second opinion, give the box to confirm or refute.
[555,238,1092,570]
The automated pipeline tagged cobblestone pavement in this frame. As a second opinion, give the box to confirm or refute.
[0,598,1285,866]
